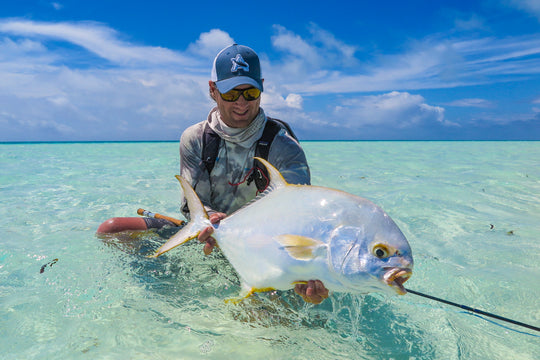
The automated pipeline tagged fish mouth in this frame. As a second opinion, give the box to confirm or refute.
[383,268,412,295]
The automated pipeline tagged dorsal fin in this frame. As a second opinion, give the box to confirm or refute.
[227,158,288,215]
[254,157,288,192]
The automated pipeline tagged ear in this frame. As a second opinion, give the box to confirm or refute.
[208,81,218,101]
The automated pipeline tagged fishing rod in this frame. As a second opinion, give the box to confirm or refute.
[405,287,540,333]
[137,208,185,227]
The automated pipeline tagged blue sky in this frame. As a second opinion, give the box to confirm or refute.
[0,0,539,141]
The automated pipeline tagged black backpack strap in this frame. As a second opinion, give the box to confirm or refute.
[254,118,284,160]
[201,117,297,193]
[249,118,296,192]
[201,121,221,174]
[267,117,298,141]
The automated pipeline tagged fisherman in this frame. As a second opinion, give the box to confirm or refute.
[97,44,329,304]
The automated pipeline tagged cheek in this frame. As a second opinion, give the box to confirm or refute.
[215,97,230,111]
[249,99,261,113]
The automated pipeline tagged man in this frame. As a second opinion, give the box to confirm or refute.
[98,44,328,304]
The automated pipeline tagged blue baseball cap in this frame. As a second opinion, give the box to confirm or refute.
[211,44,264,93]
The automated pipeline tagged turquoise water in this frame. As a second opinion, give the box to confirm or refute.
[1,141,539,359]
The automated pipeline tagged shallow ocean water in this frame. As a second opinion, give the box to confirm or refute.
[1,141,539,359]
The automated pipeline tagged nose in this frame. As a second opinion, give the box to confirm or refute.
[235,93,248,105]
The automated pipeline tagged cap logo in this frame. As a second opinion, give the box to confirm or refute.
[231,54,249,73]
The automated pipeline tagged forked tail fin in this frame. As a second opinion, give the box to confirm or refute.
[150,175,211,257]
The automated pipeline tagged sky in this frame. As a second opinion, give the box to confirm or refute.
[0,0,539,141]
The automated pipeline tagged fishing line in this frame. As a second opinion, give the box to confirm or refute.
[463,313,540,337]
[405,288,540,334]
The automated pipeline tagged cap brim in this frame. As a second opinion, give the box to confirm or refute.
[215,76,263,93]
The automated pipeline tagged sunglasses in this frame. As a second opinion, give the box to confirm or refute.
[219,87,261,102]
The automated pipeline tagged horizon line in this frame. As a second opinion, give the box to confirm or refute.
[1,139,539,144]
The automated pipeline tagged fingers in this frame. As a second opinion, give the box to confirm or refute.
[198,226,216,255]
[198,212,227,255]
[209,212,227,224]
[294,280,329,304]
[293,284,305,301]
[203,237,216,255]
[313,280,329,300]
[305,280,316,296]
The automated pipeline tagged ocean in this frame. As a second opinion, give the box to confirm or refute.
[1,141,539,359]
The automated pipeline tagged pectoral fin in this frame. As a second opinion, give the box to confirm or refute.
[276,235,326,261]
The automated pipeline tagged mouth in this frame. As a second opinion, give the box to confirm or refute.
[233,108,250,116]
[383,268,412,295]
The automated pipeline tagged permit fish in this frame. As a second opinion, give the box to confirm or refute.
[152,158,413,299]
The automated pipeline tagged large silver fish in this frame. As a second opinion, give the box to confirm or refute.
[152,158,413,298]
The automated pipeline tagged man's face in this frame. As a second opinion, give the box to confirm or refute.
[210,82,262,128]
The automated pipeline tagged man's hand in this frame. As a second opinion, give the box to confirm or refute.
[294,280,329,304]
[198,212,227,255]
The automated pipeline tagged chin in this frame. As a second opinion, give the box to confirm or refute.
[231,118,253,128]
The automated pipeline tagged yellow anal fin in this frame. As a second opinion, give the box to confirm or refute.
[225,287,277,305]
[276,234,326,260]
[251,287,277,293]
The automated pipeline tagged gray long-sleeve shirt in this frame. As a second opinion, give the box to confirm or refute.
[179,107,310,218]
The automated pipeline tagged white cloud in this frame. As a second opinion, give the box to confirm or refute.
[285,94,303,109]
[508,0,540,19]
[470,111,537,125]
[0,37,46,53]
[0,20,213,141]
[274,27,540,95]
[261,87,304,112]
[0,66,211,141]
[446,98,493,108]
[0,18,537,141]
[531,97,540,114]
[0,19,191,65]
[271,25,321,65]
[257,87,327,135]
[307,23,357,65]
[51,2,63,10]
[187,29,235,58]
[454,14,487,31]
[267,24,359,85]
[332,91,447,128]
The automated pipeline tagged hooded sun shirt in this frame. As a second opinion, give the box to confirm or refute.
[179,107,310,219]
[207,106,266,148]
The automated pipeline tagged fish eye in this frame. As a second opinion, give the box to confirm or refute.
[373,245,390,259]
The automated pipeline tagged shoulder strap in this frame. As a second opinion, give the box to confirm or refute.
[201,117,297,193]
[254,117,297,160]
[201,117,297,175]
[201,122,221,174]
[250,118,297,192]
[268,117,298,141]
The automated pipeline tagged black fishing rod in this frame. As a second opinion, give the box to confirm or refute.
[405,288,540,333]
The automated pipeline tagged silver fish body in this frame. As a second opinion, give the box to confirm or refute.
[153,158,413,297]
